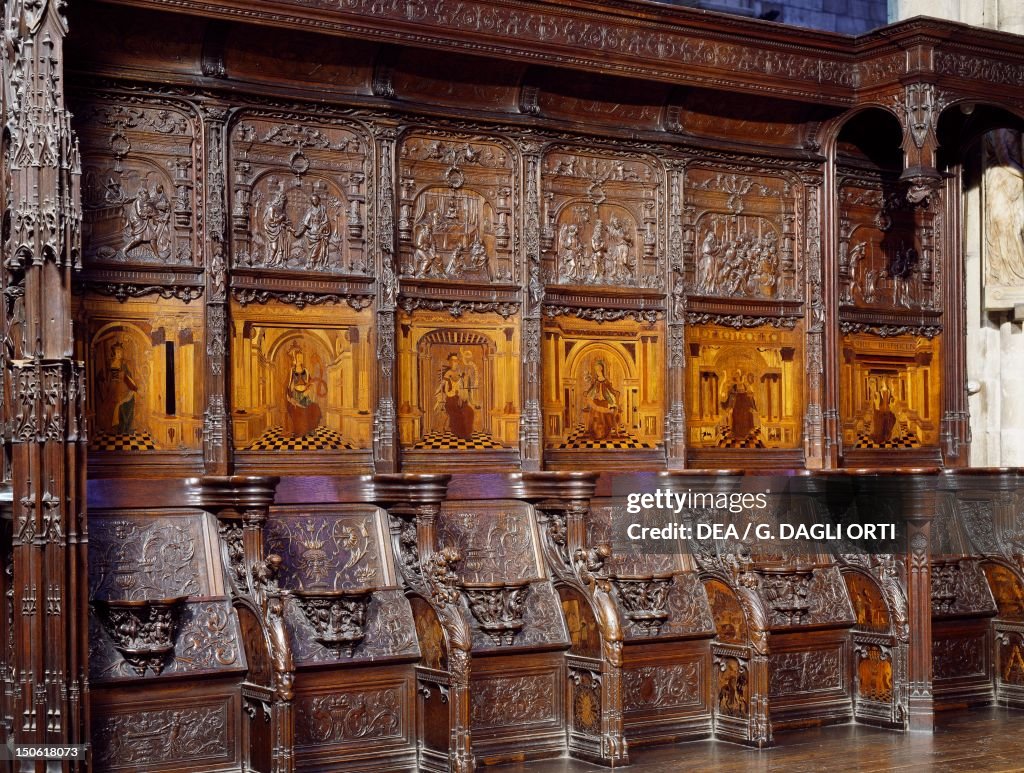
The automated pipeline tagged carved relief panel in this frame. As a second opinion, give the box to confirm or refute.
[838,178,935,311]
[540,148,662,288]
[231,299,373,453]
[686,322,803,449]
[76,99,197,266]
[839,332,941,449]
[75,293,204,453]
[436,501,568,651]
[396,309,519,450]
[542,315,664,451]
[684,168,797,301]
[229,114,368,274]
[266,506,418,665]
[398,131,515,283]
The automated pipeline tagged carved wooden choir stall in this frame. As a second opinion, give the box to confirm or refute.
[4,0,1024,771]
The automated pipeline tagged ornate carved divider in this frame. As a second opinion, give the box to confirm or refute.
[520,472,629,766]
[199,475,294,773]
[2,0,89,767]
[371,474,474,773]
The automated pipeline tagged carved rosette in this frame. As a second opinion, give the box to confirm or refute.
[292,589,373,658]
[459,580,530,646]
[93,596,187,676]
[609,574,673,636]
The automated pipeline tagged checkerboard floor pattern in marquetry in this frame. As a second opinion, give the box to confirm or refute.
[247,425,355,451]
[412,430,506,450]
[854,430,921,450]
[89,430,158,451]
[717,428,767,449]
[552,424,655,450]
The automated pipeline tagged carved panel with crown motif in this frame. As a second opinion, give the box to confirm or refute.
[229,114,369,274]
[398,131,516,283]
[540,147,662,289]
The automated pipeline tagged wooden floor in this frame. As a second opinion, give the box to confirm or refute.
[494,708,1024,772]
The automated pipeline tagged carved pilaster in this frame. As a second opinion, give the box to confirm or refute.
[519,139,543,470]
[801,176,826,468]
[2,0,88,767]
[893,83,947,208]
[200,103,232,473]
[372,123,399,471]
[666,160,687,469]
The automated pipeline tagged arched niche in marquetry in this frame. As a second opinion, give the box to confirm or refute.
[834,107,943,459]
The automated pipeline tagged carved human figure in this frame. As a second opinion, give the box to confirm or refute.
[97,341,140,436]
[284,343,323,436]
[437,351,475,439]
[584,359,619,441]
[698,229,718,293]
[293,194,332,270]
[559,223,584,281]
[590,219,607,280]
[414,211,444,277]
[607,215,633,281]
[123,187,170,259]
[262,189,291,267]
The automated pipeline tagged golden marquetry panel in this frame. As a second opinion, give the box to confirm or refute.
[541,316,664,450]
[839,332,940,449]
[230,300,373,451]
[685,323,803,450]
[396,310,520,450]
[75,294,204,452]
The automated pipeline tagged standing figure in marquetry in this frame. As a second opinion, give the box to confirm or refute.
[285,343,324,437]
[871,383,898,445]
[98,341,140,436]
[293,194,332,270]
[721,371,758,443]
[584,359,620,442]
[262,186,291,268]
[437,352,475,439]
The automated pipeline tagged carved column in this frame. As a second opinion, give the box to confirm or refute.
[521,472,629,766]
[801,175,827,468]
[3,1,89,768]
[665,160,687,469]
[372,122,399,472]
[940,168,969,464]
[899,469,939,732]
[518,140,543,470]
[372,474,474,773]
[199,475,294,773]
[201,102,233,473]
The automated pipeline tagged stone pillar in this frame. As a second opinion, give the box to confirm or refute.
[2,1,89,768]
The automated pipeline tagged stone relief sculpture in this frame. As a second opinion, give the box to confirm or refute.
[983,128,1024,309]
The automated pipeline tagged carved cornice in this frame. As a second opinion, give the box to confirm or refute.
[397,297,519,318]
